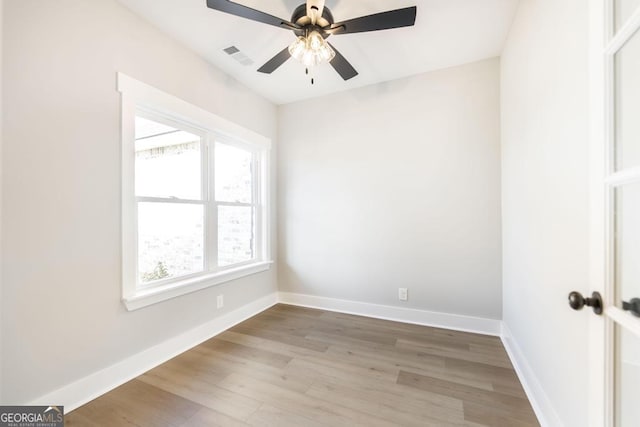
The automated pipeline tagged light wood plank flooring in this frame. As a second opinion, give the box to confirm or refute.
[66,304,539,426]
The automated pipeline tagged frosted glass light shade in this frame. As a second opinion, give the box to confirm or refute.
[288,36,306,59]
[308,31,324,50]
[288,31,335,68]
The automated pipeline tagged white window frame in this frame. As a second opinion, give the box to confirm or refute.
[118,73,272,311]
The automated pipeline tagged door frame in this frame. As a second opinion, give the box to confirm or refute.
[588,0,608,424]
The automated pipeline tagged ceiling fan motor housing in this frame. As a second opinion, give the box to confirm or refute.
[291,3,334,38]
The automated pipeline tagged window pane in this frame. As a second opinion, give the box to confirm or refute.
[615,29,640,170]
[615,325,640,427]
[138,202,204,283]
[135,116,202,199]
[215,142,252,203]
[615,0,640,32]
[218,206,254,266]
[615,182,640,305]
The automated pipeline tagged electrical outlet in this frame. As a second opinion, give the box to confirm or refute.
[217,295,224,309]
[398,288,408,301]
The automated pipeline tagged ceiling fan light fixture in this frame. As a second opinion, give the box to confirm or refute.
[318,43,335,62]
[308,30,324,50]
[288,30,335,68]
[301,50,315,67]
[288,36,307,59]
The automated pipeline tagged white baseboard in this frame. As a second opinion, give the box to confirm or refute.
[278,292,502,336]
[29,292,278,412]
[500,323,563,427]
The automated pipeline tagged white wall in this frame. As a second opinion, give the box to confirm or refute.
[501,0,590,426]
[1,0,277,403]
[278,58,502,320]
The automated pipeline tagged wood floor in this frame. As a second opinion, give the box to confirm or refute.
[66,304,539,426]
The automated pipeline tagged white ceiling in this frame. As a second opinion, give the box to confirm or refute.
[117,0,520,105]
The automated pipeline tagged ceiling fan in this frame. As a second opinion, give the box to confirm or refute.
[206,0,417,82]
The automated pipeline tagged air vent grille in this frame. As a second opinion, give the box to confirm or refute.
[223,46,240,55]
[223,46,254,66]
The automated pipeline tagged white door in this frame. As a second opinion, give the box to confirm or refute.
[588,1,640,426]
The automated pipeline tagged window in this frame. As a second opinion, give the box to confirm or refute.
[135,114,206,285]
[118,73,271,310]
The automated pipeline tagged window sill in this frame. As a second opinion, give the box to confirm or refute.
[123,261,273,311]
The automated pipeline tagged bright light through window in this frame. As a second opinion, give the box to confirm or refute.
[215,142,255,266]
[135,115,205,284]
[119,72,271,310]
[135,116,202,200]
[137,202,204,283]
[132,113,265,287]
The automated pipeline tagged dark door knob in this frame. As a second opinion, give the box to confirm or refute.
[622,298,640,317]
[568,291,603,315]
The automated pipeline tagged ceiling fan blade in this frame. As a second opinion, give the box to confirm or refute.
[327,43,358,81]
[206,0,297,30]
[306,0,325,25]
[329,6,417,35]
[257,47,291,74]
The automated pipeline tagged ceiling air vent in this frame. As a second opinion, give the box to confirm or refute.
[223,46,254,66]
